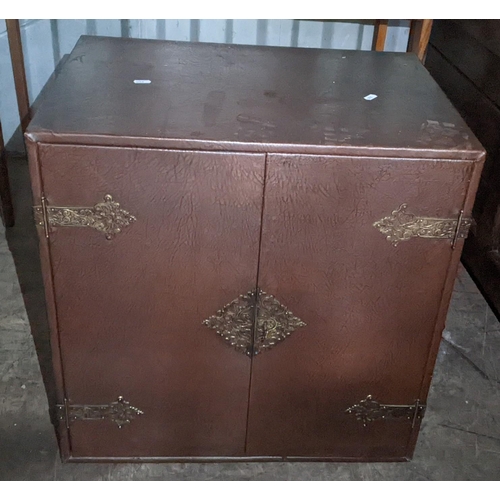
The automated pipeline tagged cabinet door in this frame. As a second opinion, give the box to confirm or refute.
[35,144,265,458]
[246,154,473,459]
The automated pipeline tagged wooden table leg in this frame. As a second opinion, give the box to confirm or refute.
[408,20,433,62]
[372,20,388,51]
[0,120,15,227]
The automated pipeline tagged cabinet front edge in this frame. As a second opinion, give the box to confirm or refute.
[24,130,485,162]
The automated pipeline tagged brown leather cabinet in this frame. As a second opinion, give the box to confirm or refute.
[26,36,485,462]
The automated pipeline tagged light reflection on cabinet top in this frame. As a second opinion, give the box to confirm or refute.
[27,35,484,161]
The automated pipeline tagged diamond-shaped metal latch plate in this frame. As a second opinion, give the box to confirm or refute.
[203,289,306,356]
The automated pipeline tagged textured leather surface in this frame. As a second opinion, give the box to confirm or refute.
[38,144,265,457]
[26,36,484,160]
[247,154,472,458]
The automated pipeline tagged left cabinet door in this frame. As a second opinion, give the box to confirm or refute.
[33,144,266,459]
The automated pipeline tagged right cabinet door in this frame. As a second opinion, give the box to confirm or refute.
[246,153,473,459]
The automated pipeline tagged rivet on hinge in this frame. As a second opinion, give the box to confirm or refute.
[56,399,70,429]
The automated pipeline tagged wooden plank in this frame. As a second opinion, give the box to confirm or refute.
[6,19,31,133]
[430,20,500,110]
[426,42,500,319]
[426,44,494,236]
[408,20,433,61]
[0,119,15,227]
[372,20,388,51]
[425,45,500,155]
[453,20,500,59]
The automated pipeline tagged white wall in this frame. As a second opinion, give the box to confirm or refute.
[0,19,411,149]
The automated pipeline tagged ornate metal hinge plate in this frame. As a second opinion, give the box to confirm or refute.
[345,395,426,427]
[203,288,306,356]
[56,396,144,429]
[34,194,136,239]
[373,204,472,247]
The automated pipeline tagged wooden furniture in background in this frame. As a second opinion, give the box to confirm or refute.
[373,19,433,61]
[426,20,500,318]
[6,19,31,133]
[26,36,483,462]
[408,20,433,61]
[372,20,389,51]
[0,19,30,227]
[0,119,14,227]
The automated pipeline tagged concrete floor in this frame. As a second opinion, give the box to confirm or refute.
[1,157,500,480]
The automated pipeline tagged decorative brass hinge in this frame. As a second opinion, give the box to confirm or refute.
[345,395,426,427]
[34,194,136,240]
[203,288,307,356]
[56,396,144,429]
[373,204,472,247]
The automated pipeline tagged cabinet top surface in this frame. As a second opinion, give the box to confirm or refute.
[27,35,483,160]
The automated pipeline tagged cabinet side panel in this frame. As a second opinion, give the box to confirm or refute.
[247,154,472,459]
[405,156,484,457]
[25,136,71,460]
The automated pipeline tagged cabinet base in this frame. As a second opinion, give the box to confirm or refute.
[62,455,412,463]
